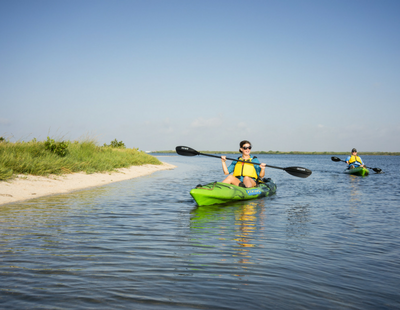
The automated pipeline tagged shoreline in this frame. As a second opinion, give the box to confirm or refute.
[0,162,176,206]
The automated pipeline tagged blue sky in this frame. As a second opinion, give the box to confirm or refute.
[1,0,399,152]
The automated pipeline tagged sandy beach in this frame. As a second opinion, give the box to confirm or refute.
[0,162,176,206]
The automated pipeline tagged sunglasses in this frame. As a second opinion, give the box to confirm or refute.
[242,146,252,150]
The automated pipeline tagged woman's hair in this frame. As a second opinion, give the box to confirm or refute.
[239,140,251,153]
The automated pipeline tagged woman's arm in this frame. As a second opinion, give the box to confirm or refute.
[259,163,266,178]
[253,157,266,178]
[221,156,229,175]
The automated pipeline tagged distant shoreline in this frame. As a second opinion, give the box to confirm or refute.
[152,151,400,156]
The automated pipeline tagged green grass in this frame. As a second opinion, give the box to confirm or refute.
[0,139,162,181]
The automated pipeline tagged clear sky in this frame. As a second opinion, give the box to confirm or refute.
[1,0,399,152]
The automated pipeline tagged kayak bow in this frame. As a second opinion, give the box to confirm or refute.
[343,167,369,176]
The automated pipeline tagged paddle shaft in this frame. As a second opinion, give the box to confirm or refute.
[175,146,312,178]
[200,152,284,170]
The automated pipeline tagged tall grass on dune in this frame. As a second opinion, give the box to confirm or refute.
[0,138,162,181]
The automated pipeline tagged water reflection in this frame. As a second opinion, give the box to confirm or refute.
[234,201,258,248]
[0,185,123,259]
[190,200,267,266]
[1,184,116,215]
[348,175,362,203]
[286,204,310,240]
[346,176,364,235]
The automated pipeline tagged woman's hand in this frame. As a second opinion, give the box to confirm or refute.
[221,156,227,163]
[260,163,266,169]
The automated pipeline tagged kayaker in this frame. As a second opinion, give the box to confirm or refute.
[345,148,365,169]
[221,140,266,188]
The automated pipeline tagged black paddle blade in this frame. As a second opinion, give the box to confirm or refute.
[175,146,199,156]
[331,156,342,162]
[372,168,382,173]
[284,166,312,178]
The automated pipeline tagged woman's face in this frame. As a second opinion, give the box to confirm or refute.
[241,143,252,155]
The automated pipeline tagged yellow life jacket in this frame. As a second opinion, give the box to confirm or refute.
[233,157,258,179]
[348,155,362,165]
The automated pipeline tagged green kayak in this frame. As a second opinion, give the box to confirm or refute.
[190,179,277,206]
[343,167,369,176]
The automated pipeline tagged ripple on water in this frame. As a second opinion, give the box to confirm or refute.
[1,155,400,309]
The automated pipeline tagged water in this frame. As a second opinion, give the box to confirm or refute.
[1,154,399,309]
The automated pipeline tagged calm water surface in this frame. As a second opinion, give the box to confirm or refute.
[1,155,399,309]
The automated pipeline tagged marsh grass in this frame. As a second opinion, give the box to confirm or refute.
[0,139,162,181]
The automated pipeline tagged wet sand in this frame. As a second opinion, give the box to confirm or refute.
[0,162,176,206]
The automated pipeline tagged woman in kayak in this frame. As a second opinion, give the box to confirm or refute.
[345,148,365,169]
[221,140,266,188]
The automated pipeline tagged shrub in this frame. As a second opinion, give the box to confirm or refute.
[44,137,69,157]
[104,139,126,148]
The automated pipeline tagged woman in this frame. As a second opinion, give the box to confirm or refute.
[221,140,266,188]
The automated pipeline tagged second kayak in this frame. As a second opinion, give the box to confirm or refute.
[343,167,369,176]
[190,178,277,206]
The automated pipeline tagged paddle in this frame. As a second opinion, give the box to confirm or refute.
[176,146,312,178]
[330,156,382,173]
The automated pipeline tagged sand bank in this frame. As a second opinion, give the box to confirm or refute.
[0,162,176,206]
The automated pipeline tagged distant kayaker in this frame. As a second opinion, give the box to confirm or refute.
[221,140,266,188]
[345,148,365,169]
